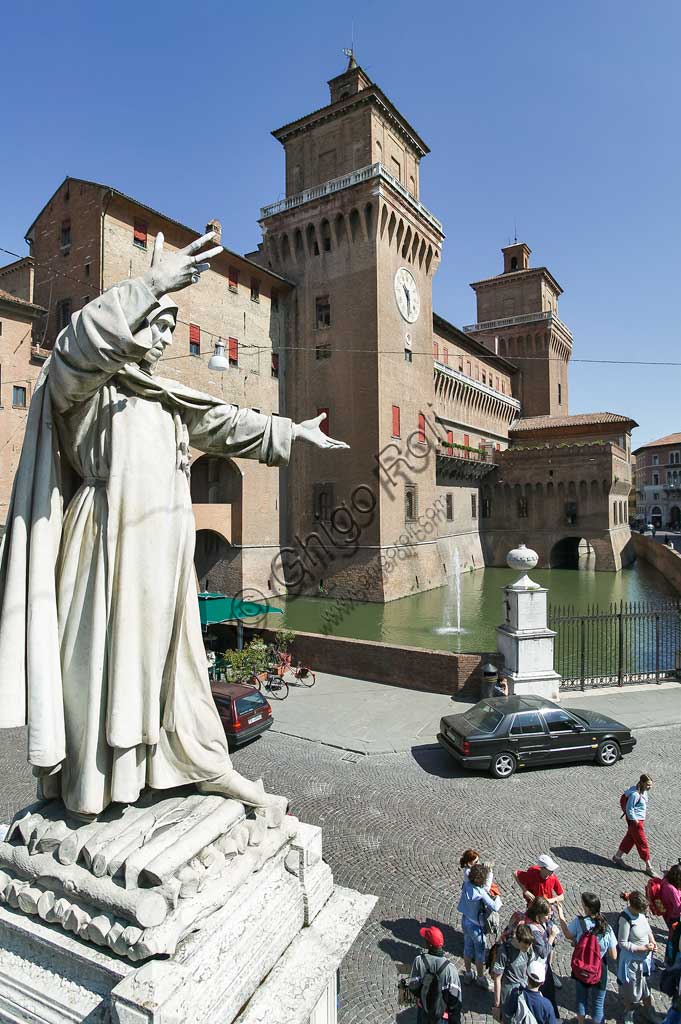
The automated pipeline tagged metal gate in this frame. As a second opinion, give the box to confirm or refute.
[548,600,681,690]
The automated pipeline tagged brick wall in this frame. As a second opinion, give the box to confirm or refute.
[237,625,499,697]
[631,534,681,594]
[0,303,44,527]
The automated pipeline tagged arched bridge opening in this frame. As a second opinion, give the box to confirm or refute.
[549,536,596,570]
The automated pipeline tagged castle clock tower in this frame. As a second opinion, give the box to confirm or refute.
[260,56,445,601]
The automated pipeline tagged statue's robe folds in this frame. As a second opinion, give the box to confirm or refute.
[0,279,292,815]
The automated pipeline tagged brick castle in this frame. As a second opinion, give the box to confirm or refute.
[0,56,636,603]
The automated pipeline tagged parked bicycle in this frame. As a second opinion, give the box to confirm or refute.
[290,662,316,688]
[249,671,289,700]
[266,643,316,688]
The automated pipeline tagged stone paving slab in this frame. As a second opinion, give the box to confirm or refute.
[232,724,681,1024]
[1,685,680,1024]
[272,672,681,754]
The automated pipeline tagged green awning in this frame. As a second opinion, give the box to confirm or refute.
[198,591,284,626]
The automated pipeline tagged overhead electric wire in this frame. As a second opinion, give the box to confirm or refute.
[1,244,680,366]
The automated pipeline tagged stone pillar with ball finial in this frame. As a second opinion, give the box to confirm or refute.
[496,544,562,701]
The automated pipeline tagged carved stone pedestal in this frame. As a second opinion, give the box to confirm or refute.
[496,544,562,701]
[0,799,375,1023]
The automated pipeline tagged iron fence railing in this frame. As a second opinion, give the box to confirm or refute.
[548,600,681,690]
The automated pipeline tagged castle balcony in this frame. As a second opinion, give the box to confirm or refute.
[461,309,573,342]
[260,162,443,235]
[436,441,498,482]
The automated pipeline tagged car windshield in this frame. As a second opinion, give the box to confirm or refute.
[236,692,268,716]
[464,703,505,733]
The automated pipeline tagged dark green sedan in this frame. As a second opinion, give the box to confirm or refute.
[438,695,636,779]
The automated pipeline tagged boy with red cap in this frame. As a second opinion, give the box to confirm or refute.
[408,924,462,1024]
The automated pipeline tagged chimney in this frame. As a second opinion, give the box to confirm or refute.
[206,219,222,244]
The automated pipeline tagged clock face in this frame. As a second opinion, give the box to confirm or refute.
[394,267,420,323]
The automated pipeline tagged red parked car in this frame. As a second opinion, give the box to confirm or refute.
[211,682,273,748]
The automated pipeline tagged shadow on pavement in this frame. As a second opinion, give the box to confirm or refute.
[410,744,473,779]
[380,917,460,964]
[550,844,619,869]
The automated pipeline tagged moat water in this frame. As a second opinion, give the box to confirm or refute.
[262,559,678,653]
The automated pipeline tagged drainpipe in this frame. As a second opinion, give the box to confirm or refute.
[100,188,114,294]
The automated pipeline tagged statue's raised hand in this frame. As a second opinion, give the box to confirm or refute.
[292,412,350,450]
[143,231,223,297]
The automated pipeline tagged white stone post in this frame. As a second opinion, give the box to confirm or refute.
[496,544,562,701]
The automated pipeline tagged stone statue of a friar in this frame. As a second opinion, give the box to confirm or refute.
[0,230,348,820]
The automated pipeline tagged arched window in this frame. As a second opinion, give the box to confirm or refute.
[306,223,319,256]
[364,203,373,238]
[334,214,347,246]
[320,219,332,253]
[511,256,518,271]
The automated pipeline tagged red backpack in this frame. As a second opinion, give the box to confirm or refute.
[571,918,603,986]
[619,792,629,817]
[646,876,666,917]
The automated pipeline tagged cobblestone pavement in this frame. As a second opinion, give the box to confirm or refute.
[1,724,679,1024]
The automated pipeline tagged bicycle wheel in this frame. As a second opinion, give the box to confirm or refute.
[267,676,289,700]
[295,668,316,688]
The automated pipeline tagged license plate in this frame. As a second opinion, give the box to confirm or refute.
[250,714,263,723]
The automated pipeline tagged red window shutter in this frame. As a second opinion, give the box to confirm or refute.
[433,341,439,360]
[463,433,470,459]
[443,348,449,365]
[447,429,453,451]
[392,405,400,437]
[134,219,147,245]
[229,266,239,289]
[189,323,200,344]
[317,407,329,435]
[228,337,238,363]
[271,353,279,377]
[418,413,426,444]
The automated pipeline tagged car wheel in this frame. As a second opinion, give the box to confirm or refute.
[596,739,620,766]
[490,752,517,779]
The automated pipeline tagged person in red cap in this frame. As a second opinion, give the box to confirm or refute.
[408,925,462,1023]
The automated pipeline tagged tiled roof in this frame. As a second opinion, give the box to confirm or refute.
[633,432,681,452]
[0,288,46,315]
[511,412,637,433]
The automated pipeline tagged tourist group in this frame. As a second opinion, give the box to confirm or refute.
[405,775,681,1024]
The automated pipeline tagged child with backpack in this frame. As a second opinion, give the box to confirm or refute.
[408,925,462,1024]
[504,960,556,1024]
[491,923,536,1022]
[613,774,656,877]
[616,891,661,1024]
[556,892,617,1024]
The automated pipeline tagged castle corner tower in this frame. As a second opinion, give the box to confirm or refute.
[464,243,572,418]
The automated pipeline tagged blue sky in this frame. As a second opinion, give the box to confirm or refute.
[2,1,678,447]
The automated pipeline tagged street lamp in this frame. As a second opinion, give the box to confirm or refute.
[208,339,229,372]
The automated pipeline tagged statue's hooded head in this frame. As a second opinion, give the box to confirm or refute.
[141,295,179,372]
